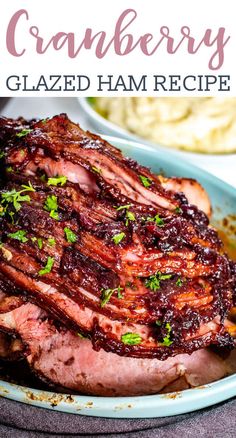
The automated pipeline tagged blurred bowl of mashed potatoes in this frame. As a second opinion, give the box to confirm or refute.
[78,97,236,185]
[92,97,236,154]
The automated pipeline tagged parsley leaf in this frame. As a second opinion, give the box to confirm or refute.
[1,183,35,213]
[115,205,135,226]
[77,332,87,339]
[47,176,67,186]
[145,272,172,292]
[160,322,173,347]
[44,195,59,220]
[100,286,123,307]
[175,207,182,214]
[21,182,35,193]
[116,205,131,211]
[145,274,160,292]
[0,151,5,159]
[121,333,142,345]
[16,129,33,138]
[117,288,124,299]
[39,256,54,276]
[176,278,183,287]
[159,273,173,281]
[50,210,59,220]
[41,118,48,124]
[37,238,43,250]
[112,232,125,245]
[91,166,102,174]
[147,214,164,226]
[44,195,58,211]
[40,174,47,183]
[8,230,28,243]
[125,211,136,226]
[139,175,152,188]
[48,237,56,247]
[64,227,77,244]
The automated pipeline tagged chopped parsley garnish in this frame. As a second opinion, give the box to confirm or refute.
[37,238,43,250]
[175,207,182,214]
[145,274,160,292]
[8,211,15,223]
[44,195,58,211]
[116,204,131,211]
[50,210,59,220]
[92,166,102,174]
[160,322,173,347]
[39,256,54,276]
[100,286,123,307]
[147,214,164,226]
[1,182,35,213]
[47,176,67,187]
[121,333,142,345]
[48,237,56,247]
[21,182,35,192]
[16,129,33,138]
[112,232,125,245]
[6,166,13,173]
[44,195,59,220]
[41,118,48,124]
[0,151,5,159]
[155,320,162,326]
[64,227,77,244]
[8,230,28,243]
[176,278,183,287]
[139,175,152,188]
[145,272,172,292]
[125,211,136,226]
[40,174,47,183]
[115,205,135,226]
[77,332,87,339]
[117,288,124,299]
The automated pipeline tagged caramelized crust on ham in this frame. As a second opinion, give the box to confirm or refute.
[160,176,212,218]
[0,114,235,370]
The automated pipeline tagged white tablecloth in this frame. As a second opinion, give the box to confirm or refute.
[2,97,236,189]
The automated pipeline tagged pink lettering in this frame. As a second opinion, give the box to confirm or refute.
[5,9,231,70]
[6,9,28,56]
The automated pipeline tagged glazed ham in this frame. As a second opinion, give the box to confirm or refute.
[0,301,236,396]
[0,114,235,395]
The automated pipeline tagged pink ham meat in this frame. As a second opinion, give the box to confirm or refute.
[0,302,235,396]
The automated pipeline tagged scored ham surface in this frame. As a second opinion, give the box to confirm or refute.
[0,114,235,395]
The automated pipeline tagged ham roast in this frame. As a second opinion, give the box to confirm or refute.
[0,114,235,396]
